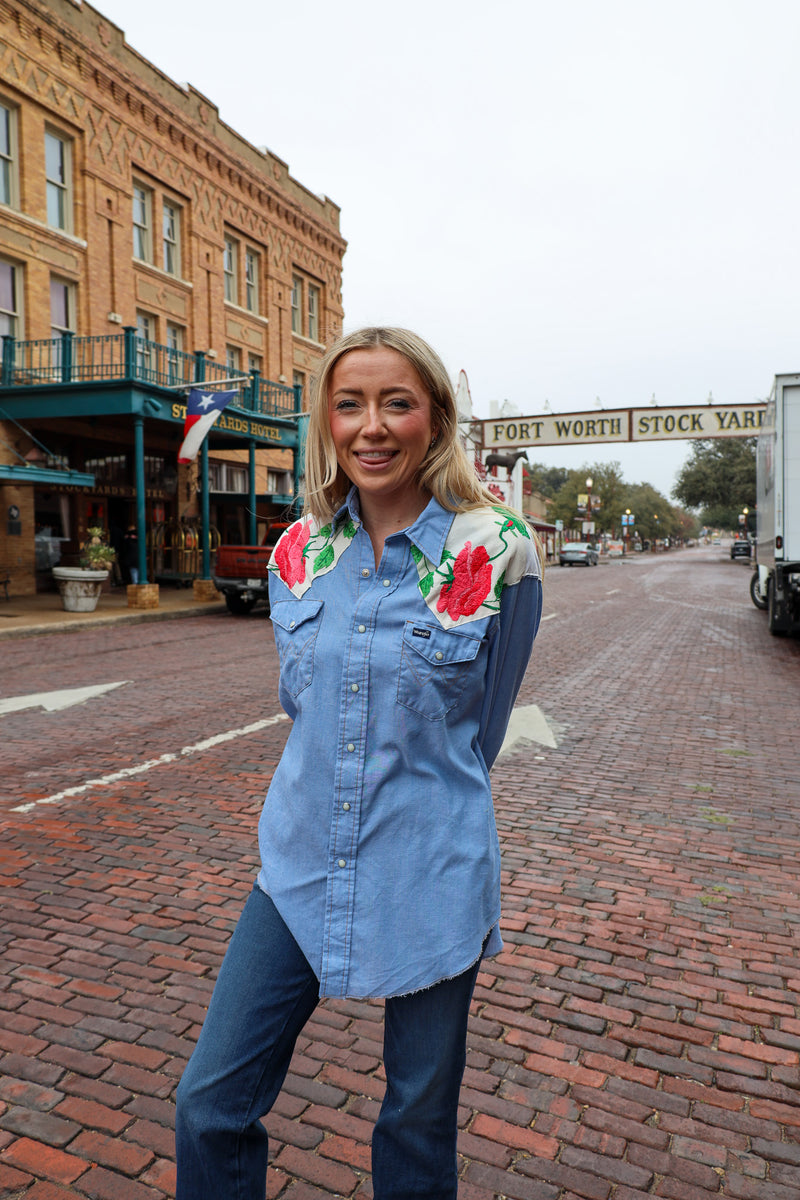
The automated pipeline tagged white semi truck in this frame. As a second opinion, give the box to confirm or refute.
[750,373,800,634]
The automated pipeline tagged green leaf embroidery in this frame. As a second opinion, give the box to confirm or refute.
[494,569,506,601]
[318,524,333,539]
[410,544,424,563]
[313,544,335,573]
[418,572,435,597]
[342,518,357,539]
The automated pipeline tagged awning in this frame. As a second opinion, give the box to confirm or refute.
[0,464,95,486]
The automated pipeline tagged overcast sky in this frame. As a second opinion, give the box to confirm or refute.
[96,0,799,501]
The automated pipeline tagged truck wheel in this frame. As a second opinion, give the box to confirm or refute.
[750,571,768,610]
[225,593,257,615]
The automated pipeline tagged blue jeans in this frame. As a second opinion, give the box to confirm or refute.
[175,884,482,1200]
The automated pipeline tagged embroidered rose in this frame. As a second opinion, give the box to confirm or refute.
[273,522,311,588]
[437,541,493,620]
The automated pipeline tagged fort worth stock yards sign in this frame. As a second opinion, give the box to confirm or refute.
[482,403,766,450]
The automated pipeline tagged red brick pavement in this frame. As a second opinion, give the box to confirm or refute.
[2,544,800,1198]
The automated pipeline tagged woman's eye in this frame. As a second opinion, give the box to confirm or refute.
[334,399,359,411]
[388,398,411,410]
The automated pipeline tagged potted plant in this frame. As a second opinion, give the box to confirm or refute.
[53,526,117,612]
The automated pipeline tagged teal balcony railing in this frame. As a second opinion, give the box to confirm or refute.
[0,328,300,419]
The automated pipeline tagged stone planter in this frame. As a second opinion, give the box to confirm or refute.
[52,566,110,612]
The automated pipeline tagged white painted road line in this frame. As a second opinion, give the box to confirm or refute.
[11,712,290,813]
[0,681,129,716]
[499,704,558,754]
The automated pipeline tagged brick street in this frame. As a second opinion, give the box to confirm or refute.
[2,543,800,1199]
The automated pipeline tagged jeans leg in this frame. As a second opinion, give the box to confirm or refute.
[175,884,319,1200]
[372,955,483,1200]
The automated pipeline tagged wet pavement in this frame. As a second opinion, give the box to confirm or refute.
[2,544,800,1199]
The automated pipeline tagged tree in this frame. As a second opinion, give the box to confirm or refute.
[548,462,627,534]
[673,438,756,529]
[523,462,570,498]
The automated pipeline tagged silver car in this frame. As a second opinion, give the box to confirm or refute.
[559,541,599,567]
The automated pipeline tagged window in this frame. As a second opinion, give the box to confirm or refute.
[248,353,262,376]
[50,278,75,338]
[0,260,20,339]
[307,284,320,342]
[0,102,17,208]
[226,345,241,373]
[291,274,302,334]
[133,182,152,261]
[223,236,238,303]
[166,323,184,383]
[245,248,259,313]
[45,130,71,231]
[136,311,155,376]
[292,273,323,341]
[293,370,305,406]
[162,201,180,275]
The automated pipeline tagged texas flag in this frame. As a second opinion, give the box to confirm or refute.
[177,389,237,464]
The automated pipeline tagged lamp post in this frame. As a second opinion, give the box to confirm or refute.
[624,508,631,555]
[742,506,749,539]
[653,513,659,552]
[586,476,593,540]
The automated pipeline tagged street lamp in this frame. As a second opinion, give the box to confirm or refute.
[624,508,631,555]
[586,476,593,539]
[742,506,749,539]
[653,513,659,551]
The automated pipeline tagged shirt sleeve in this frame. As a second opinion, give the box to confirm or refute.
[477,565,543,770]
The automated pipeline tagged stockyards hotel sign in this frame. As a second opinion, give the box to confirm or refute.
[483,403,766,450]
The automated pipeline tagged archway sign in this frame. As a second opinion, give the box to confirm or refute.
[481,402,765,451]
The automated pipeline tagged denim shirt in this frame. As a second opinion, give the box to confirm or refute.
[258,490,542,998]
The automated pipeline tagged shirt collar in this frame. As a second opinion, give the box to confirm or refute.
[334,487,455,564]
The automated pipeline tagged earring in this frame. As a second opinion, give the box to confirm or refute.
[429,433,438,449]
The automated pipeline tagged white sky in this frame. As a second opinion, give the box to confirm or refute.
[95,0,800,501]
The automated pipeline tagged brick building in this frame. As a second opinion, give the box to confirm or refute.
[0,0,345,597]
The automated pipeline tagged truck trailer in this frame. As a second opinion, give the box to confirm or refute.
[750,373,800,634]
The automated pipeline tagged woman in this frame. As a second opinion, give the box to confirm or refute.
[175,327,543,1199]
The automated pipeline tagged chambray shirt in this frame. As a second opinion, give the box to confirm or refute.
[257,489,542,998]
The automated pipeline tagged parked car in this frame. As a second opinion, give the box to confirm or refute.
[559,541,599,567]
[730,539,752,560]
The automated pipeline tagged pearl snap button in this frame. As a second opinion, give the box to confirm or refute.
[343,802,351,811]
[347,743,355,752]
[289,620,295,628]
[361,568,370,577]
[351,683,359,692]
[435,651,444,660]
[338,859,346,868]
[382,579,391,587]
[358,624,366,633]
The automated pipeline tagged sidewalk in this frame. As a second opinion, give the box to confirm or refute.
[0,584,227,639]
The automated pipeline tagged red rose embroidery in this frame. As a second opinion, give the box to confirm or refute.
[437,541,493,619]
[274,522,311,588]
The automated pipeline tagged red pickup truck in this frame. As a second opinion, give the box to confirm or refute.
[213,521,289,615]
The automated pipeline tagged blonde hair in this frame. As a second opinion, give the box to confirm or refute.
[304,326,509,520]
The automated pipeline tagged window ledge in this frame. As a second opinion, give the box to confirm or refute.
[0,204,87,249]
[132,259,193,289]
[292,332,325,350]
[224,301,269,326]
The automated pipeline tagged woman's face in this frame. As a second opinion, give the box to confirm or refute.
[328,347,435,518]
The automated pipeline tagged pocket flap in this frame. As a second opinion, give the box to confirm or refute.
[271,599,323,633]
[401,621,481,666]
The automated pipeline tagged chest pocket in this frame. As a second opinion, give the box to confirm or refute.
[397,620,482,720]
[271,600,324,698]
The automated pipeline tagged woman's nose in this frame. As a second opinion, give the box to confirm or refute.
[362,403,386,435]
